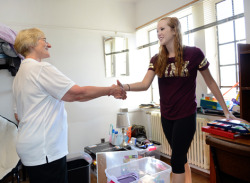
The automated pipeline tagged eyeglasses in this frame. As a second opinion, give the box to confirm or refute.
[40,37,48,44]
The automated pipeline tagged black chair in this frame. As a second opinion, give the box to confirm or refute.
[0,115,21,183]
[206,135,250,183]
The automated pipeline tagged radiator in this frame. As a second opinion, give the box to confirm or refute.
[150,112,210,170]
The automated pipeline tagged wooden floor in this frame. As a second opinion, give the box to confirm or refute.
[159,155,210,183]
[4,172,209,183]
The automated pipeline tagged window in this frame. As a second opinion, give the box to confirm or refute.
[216,0,245,98]
[148,29,160,104]
[103,37,129,77]
[179,14,194,46]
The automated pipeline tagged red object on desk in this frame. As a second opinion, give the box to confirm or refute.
[148,146,157,151]
[202,126,240,139]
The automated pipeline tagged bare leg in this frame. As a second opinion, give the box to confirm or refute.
[172,173,185,183]
[172,163,192,183]
[184,163,192,183]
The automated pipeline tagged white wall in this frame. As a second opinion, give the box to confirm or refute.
[0,0,151,153]
[1,0,136,33]
[135,0,193,28]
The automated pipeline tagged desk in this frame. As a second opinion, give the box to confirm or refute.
[84,142,118,174]
[206,134,250,183]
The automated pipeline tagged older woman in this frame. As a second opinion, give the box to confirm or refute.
[13,28,126,183]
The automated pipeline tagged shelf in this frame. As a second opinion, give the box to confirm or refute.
[238,43,250,122]
[241,87,250,90]
[240,50,250,54]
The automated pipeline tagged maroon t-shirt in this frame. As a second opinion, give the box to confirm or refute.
[148,46,209,120]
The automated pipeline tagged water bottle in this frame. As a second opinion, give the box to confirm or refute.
[111,129,115,145]
[113,130,118,145]
[109,124,113,143]
[116,132,123,146]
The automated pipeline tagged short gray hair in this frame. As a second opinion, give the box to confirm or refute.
[14,28,45,57]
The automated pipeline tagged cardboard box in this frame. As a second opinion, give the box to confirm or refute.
[200,99,230,110]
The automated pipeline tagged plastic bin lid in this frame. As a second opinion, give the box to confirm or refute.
[67,151,92,164]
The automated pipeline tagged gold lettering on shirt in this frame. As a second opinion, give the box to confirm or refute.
[181,61,189,77]
[199,58,207,69]
[165,61,190,77]
[165,63,176,77]
[148,63,154,69]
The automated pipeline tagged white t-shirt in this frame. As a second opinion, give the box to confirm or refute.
[13,58,75,166]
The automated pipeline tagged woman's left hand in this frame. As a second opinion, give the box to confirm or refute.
[225,111,249,123]
[225,112,237,120]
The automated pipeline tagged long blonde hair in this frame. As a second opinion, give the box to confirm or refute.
[154,17,184,78]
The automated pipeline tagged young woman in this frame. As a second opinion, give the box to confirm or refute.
[118,17,236,183]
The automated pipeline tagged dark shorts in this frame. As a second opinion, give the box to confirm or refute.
[161,113,196,173]
[26,156,68,183]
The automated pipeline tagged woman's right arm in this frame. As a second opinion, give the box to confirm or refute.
[119,70,156,91]
[62,84,126,102]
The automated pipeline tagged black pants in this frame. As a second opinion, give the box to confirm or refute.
[161,113,196,174]
[26,156,68,183]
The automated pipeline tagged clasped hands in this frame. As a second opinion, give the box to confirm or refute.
[109,80,126,100]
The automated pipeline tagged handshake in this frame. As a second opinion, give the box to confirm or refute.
[109,80,127,100]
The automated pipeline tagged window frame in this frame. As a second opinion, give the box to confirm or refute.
[216,0,245,96]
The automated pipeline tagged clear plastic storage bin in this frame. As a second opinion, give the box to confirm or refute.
[105,157,172,183]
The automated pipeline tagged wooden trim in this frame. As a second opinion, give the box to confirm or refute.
[136,0,200,30]
[209,148,216,183]
[160,154,210,177]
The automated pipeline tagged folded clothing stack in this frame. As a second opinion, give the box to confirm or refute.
[207,119,250,134]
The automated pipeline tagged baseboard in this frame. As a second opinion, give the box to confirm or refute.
[157,151,210,177]
[190,164,210,178]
